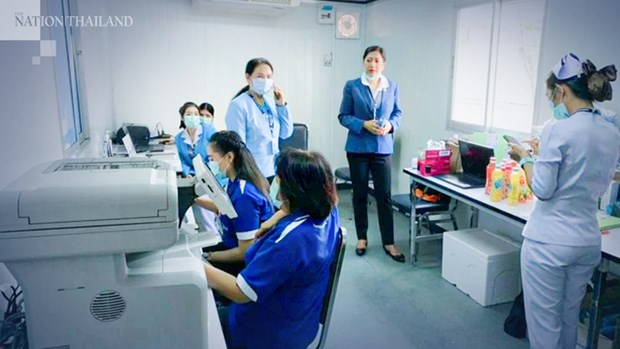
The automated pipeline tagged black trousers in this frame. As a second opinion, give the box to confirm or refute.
[346,152,394,245]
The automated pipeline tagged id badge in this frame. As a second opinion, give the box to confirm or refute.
[270,138,278,154]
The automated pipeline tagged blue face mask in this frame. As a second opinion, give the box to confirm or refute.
[184,115,201,129]
[549,88,570,120]
[251,78,274,96]
[208,159,228,185]
[552,103,570,120]
[200,116,213,126]
[269,178,282,209]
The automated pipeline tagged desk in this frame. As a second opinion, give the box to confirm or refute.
[403,168,619,349]
[403,168,532,264]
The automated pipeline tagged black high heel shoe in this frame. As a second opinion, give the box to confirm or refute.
[355,241,367,256]
[383,246,405,263]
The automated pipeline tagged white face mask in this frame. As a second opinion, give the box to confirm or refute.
[251,77,275,96]
[363,72,380,82]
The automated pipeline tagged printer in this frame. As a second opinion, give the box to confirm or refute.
[0,158,224,348]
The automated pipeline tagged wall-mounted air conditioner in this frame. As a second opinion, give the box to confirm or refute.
[192,0,301,17]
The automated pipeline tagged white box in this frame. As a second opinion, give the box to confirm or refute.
[442,229,521,306]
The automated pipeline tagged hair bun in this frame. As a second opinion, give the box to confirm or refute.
[583,59,616,102]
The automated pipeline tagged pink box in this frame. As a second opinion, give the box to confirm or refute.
[418,149,451,176]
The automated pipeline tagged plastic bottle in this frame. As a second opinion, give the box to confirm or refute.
[490,168,504,202]
[517,167,528,204]
[484,157,496,195]
[101,132,111,158]
[508,168,520,205]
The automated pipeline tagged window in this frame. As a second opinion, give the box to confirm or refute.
[49,0,85,151]
[449,0,545,134]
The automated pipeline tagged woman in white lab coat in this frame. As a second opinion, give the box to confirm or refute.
[509,53,619,349]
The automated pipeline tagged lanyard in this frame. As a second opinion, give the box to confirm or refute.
[368,88,383,119]
[573,107,598,115]
[249,92,275,137]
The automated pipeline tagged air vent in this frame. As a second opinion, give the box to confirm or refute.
[90,290,126,322]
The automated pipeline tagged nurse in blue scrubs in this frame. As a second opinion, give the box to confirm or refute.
[225,57,293,182]
[175,102,217,176]
[509,53,620,349]
[196,131,274,275]
[204,149,339,349]
[175,102,219,233]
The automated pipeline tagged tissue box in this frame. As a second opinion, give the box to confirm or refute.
[418,149,451,176]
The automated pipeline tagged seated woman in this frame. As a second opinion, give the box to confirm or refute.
[196,131,274,275]
[175,101,217,176]
[204,148,340,349]
[198,102,216,126]
[174,102,219,233]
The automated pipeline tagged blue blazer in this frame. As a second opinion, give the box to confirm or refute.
[338,78,402,154]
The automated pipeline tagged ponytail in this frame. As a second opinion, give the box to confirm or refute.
[209,131,270,200]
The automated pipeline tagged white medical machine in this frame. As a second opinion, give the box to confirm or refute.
[0,158,225,349]
[193,154,238,218]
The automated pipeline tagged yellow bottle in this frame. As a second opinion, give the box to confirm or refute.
[518,167,528,204]
[507,168,520,205]
[490,168,504,202]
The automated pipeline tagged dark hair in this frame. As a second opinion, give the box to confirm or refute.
[363,45,386,61]
[233,58,274,99]
[209,131,270,200]
[275,149,338,220]
[198,102,215,118]
[178,101,199,129]
[546,59,616,102]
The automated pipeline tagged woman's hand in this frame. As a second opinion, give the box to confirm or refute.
[363,120,390,136]
[508,143,530,162]
[523,139,540,156]
[274,84,286,106]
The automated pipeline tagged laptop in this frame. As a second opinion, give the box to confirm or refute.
[113,124,165,155]
[436,140,495,189]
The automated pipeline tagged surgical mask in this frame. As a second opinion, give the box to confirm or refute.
[208,159,228,184]
[184,115,201,129]
[269,179,282,209]
[552,103,570,120]
[549,89,570,120]
[363,72,380,82]
[251,78,274,96]
[200,116,213,126]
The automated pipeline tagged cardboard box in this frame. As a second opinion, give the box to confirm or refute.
[418,149,451,176]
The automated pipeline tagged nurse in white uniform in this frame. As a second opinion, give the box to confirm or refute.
[510,53,619,349]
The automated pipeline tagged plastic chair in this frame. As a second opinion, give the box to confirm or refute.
[314,227,347,349]
[279,123,308,151]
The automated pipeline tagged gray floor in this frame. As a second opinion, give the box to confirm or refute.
[323,190,529,349]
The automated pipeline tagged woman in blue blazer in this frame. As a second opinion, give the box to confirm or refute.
[338,45,404,262]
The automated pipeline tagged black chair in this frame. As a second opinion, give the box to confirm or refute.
[391,184,458,261]
[279,123,308,151]
[334,167,374,196]
[313,227,347,349]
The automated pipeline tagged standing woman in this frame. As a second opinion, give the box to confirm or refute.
[225,58,293,181]
[509,53,619,349]
[338,45,404,262]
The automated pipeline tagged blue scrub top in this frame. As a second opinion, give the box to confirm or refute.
[225,92,293,178]
[175,123,217,176]
[220,178,274,249]
[230,208,340,349]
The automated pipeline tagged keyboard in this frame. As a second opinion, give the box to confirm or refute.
[436,173,486,189]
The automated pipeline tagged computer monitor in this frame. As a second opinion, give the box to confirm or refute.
[193,154,238,218]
